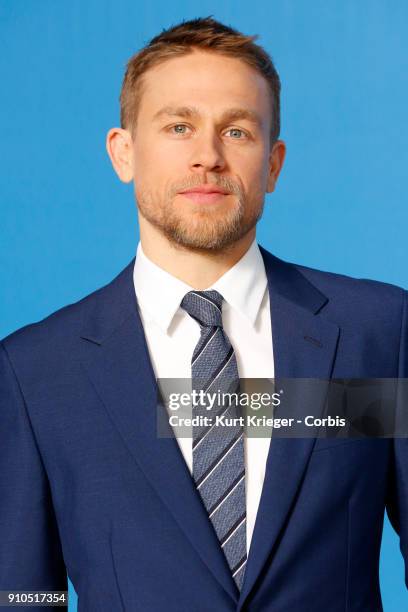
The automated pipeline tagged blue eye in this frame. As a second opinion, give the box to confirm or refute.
[172,124,188,134]
[227,128,245,139]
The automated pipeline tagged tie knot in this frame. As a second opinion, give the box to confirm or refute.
[180,290,224,327]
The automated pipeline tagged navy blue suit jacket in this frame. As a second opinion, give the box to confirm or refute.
[1,245,407,611]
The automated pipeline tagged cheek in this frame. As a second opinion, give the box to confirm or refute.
[133,140,186,185]
[230,143,269,174]
[235,156,269,197]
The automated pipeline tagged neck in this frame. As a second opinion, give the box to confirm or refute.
[138,219,256,290]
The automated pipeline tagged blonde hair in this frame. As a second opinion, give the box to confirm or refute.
[120,16,281,141]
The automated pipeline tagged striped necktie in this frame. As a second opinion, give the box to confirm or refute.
[180,289,247,590]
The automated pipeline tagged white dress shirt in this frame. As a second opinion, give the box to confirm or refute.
[133,238,274,554]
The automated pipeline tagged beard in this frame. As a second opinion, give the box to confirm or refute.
[136,174,265,253]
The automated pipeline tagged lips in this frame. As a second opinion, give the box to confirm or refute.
[178,184,231,204]
[179,191,230,204]
[179,185,230,195]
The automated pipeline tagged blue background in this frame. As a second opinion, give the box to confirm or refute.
[1,1,407,609]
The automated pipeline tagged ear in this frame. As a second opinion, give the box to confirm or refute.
[106,127,134,183]
[266,139,286,193]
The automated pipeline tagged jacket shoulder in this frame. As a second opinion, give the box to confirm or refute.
[292,259,406,327]
[294,260,405,301]
[1,258,135,358]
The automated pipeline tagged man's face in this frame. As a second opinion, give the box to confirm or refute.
[126,50,282,251]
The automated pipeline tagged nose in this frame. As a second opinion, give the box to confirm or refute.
[188,129,226,174]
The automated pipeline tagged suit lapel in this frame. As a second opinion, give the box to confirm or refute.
[79,260,238,604]
[237,247,340,609]
[78,246,340,608]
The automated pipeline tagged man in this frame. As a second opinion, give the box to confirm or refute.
[0,16,407,612]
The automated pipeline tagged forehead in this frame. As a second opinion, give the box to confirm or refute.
[137,50,272,122]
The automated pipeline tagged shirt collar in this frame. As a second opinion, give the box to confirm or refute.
[133,238,268,333]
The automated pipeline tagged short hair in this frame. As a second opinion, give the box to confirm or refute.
[120,16,281,142]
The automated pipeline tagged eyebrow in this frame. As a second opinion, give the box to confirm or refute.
[152,105,262,127]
